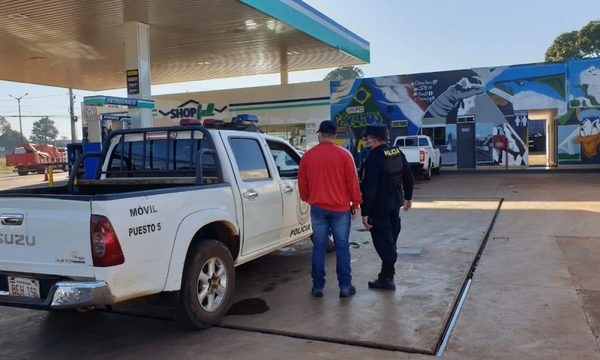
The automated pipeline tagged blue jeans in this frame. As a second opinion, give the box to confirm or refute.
[310,205,352,290]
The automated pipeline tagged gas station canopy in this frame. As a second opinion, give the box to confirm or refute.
[0,0,370,91]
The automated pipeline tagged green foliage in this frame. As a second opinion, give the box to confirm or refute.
[0,159,13,174]
[323,66,364,81]
[0,116,9,134]
[0,121,27,153]
[545,31,581,62]
[29,116,59,144]
[578,20,600,58]
[545,20,600,62]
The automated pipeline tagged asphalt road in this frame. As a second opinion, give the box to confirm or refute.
[0,171,69,191]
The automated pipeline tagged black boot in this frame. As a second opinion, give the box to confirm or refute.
[368,274,396,290]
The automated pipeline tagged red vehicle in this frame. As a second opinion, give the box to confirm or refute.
[5,144,67,176]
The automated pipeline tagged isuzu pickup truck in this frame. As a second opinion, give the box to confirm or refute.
[393,135,442,180]
[0,124,312,328]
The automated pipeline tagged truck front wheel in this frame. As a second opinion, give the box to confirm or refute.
[17,170,28,176]
[176,240,235,329]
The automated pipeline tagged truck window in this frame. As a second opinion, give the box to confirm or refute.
[404,137,418,146]
[104,129,218,180]
[266,140,301,178]
[229,138,270,181]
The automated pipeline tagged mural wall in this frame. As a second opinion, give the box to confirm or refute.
[331,58,600,167]
[560,59,600,163]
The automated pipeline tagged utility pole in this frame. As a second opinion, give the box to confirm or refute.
[8,93,28,142]
[68,88,77,142]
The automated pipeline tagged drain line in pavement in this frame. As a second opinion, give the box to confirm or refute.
[217,323,434,355]
[434,198,504,356]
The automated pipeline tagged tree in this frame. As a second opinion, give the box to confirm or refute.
[578,20,600,58]
[0,125,27,153]
[1,116,27,153]
[323,66,364,81]
[545,20,600,62]
[0,116,10,135]
[30,116,59,144]
[545,31,582,62]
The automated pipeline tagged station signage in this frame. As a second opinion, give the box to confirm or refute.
[156,100,228,120]
[126,69,140,95]
[83,95,155,109]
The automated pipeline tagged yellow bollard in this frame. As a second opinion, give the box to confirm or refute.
[48,165,54,187]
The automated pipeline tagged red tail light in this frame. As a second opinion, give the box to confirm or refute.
[90,215,125,267]
[419,149,425,163]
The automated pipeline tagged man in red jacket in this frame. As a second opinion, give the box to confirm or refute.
[299,120,362,298]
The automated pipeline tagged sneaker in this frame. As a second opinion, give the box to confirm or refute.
[339,285,356,298]
[368,277,396,291]
[311,288,323,298]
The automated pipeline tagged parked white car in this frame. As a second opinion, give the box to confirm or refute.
[393,135,442,180]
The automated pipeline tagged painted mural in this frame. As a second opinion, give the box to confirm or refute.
[558,59,600,164]
[330,62,583,167]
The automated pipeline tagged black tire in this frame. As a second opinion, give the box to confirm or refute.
[423,162,432,180]
[176,240,235,329]
[433,158,442,175]
[17,170,28,176]
[37,168,45,174]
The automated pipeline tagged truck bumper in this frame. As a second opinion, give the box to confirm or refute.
[50,281,114,309]
[408,162,424,171]
[0,281,114,310]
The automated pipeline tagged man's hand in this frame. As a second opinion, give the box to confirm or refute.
[403,200,412,211]
[362,216,373,230]
[351,209,359,221]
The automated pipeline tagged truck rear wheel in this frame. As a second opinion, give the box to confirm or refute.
[176,240,235,329]
[433,158,442,175]
[423,162,432,180]
[17,170,28,176]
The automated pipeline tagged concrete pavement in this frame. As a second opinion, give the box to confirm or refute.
[0,171,599,359]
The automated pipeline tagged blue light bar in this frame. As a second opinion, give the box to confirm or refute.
[232,114,259,123]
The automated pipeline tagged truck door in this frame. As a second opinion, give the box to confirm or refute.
[266,139,311,243]
[221,133,283,255]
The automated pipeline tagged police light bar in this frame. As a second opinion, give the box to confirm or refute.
[232,114,259,123]
[180,118,202,126]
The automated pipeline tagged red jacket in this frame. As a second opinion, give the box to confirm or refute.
[298,142,362,212]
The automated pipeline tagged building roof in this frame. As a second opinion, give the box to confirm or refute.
[0,0,369,90]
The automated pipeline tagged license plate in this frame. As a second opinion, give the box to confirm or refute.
[8,276,40,299]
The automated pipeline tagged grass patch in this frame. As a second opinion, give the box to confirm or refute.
[0,159,14,174]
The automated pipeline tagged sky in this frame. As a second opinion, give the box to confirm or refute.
[1,0,599,140]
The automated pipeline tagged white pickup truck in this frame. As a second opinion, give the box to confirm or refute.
[393,135,442,180]
[0,124,313,329]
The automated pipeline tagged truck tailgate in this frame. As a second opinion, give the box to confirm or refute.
[0,197,94,278]
[400,147,421,163]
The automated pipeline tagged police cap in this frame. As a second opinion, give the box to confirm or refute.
[362,124,389,141]
[317,120,337,134]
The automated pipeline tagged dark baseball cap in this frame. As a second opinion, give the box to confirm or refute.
[362,124,389,141]
[317,120,337,134]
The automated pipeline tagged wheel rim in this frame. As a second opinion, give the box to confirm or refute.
[197,256,228,312]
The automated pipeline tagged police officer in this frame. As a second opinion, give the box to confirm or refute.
[360,124,414,290]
